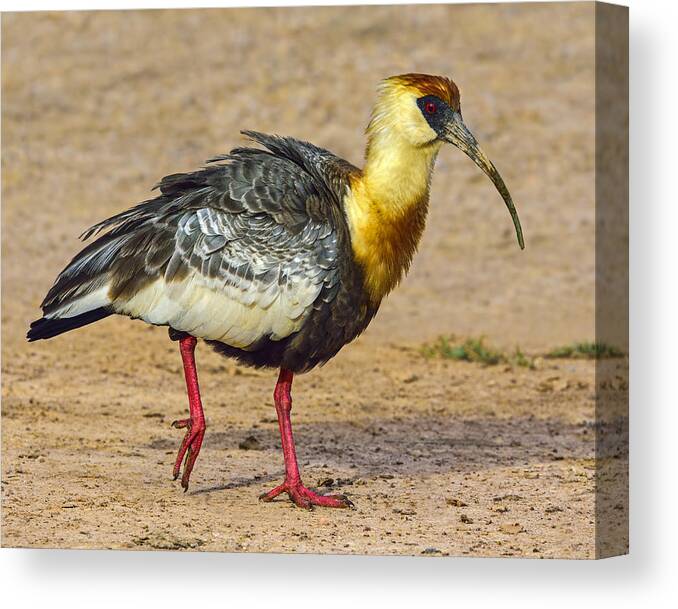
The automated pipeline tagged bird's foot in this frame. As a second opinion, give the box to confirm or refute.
[171,417,206,491]
[259,479,354,510]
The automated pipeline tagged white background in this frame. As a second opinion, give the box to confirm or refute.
[1,0,676,607]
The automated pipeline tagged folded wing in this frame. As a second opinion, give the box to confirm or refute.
[29,135,342,349]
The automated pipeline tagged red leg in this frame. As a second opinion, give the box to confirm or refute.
[171,335,206,491]
[259,369,353,509]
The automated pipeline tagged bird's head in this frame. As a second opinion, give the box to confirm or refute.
[367,73,524,249]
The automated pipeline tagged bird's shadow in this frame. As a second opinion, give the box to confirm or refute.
[177,414,626,496]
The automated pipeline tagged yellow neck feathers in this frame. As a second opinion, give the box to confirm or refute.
[346,128,442,305]
[342,74,464,304]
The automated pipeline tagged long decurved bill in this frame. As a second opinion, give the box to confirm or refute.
[442,112,525,250]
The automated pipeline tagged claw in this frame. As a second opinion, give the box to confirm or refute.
[171,418,190,429]
[337,495,355,509]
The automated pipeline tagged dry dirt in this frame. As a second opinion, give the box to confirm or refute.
[1,4,627,558]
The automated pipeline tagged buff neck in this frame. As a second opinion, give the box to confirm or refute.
[345,129,442,305]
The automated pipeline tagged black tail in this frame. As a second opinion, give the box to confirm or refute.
[27,308,112,342]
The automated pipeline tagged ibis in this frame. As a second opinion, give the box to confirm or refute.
[28,74,524,509]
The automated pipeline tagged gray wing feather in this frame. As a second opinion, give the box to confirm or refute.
[115,143,344,345]
[42,132,348,349]
[170,204,336,305]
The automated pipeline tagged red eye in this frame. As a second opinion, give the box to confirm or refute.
[425,101,437,114]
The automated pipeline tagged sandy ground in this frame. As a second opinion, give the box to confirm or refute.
[1,4,627,558]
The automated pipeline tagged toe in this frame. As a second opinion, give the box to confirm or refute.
[259,483,286,502]
[314,494,354,509]
[334,494,355,509]
[289,492,314,510]
[296,485,354,508]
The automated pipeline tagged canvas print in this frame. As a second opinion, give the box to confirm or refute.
[1,2,628,558]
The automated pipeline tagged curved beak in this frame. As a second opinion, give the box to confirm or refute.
[442,112,525,250]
